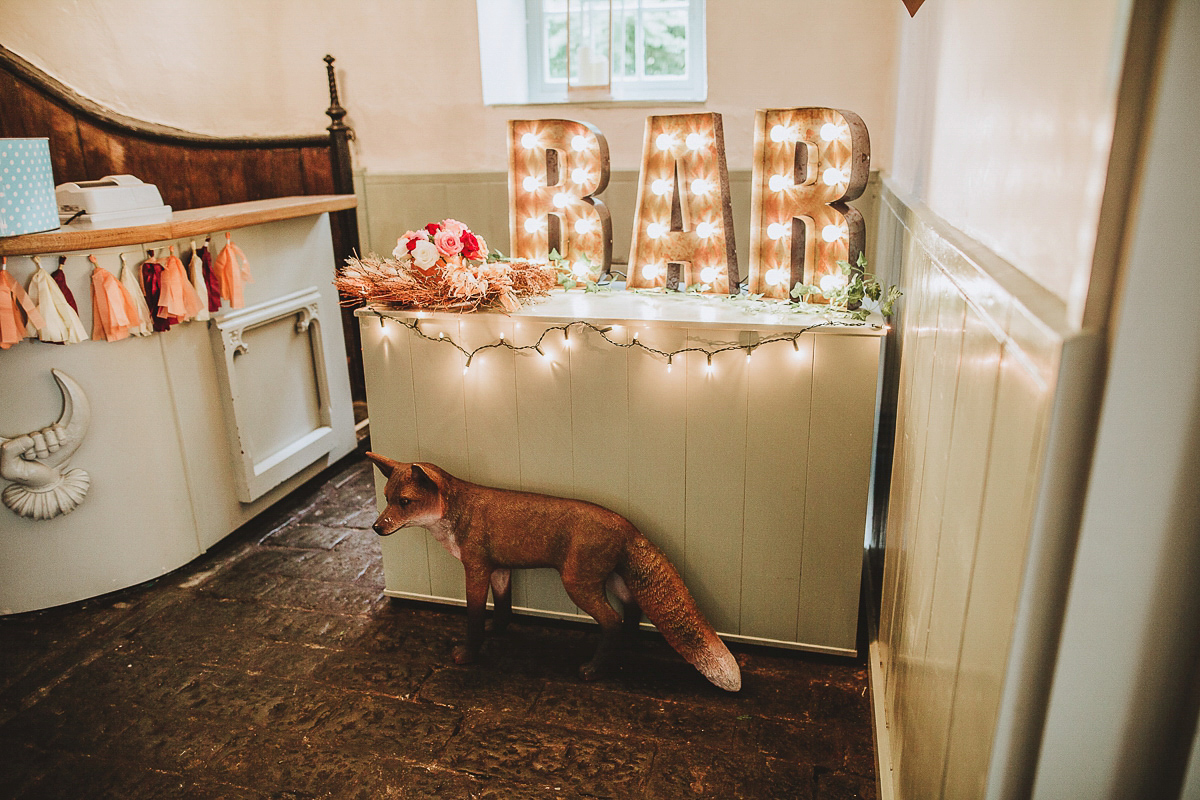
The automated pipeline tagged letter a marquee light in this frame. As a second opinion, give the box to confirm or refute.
[508,119,612,282]
[749,108,870,301]
[627,113,738,294]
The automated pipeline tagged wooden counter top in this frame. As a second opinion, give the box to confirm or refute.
[0,194,357,256]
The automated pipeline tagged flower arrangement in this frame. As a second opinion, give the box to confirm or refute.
[335,219,557,313]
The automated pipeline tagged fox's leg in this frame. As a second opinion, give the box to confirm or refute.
[489,569,513,633]
[607,573,642,636]
[563,580,623,681]
[453,568,492,665]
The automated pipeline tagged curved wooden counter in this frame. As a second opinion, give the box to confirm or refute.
[0,195,357,256]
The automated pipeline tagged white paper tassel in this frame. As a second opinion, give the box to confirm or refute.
[119,253,155,336]
[26,258,88,343]
[189,240,211,322]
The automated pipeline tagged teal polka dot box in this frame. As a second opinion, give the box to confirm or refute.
[0,138,60,237]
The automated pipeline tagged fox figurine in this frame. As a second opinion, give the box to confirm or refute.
[366,453,741,692]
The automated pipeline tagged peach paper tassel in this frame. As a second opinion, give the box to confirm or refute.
[0,258,45,349]
[214,232,252,309]
[118,252,155,336]
[89,255,141,342]
[188,240,211,322]
[25,256,88,344]
[158,245,205,322]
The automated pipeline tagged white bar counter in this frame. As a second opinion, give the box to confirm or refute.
[359,290,884,654]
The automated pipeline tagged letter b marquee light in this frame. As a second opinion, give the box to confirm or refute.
[508,119,612,281]
[749,108,870,301]
[627,113,738,294]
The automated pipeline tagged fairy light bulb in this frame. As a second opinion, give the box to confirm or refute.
[438,331,445,340]
[521,132,538,149]
[768,174,789,192]
[706,354,714,373]
[695,221,715,238]
[656,133,673,151]
[767,222,786,240]
[574,218,592,234]
[746,349,753,363]
[690,179,710,195]
[667,356,673,373]
[764,268,784,287]
[821,224,843,243]
[652,179,671,196]
[524,217,541,233]
[685,133,702,150]
[699,266,718,284]
[641,263,662,281]
[770,124,790,143]
[647,222,666,239]
[552,192,569,209]
[819,123,840,142]
[571,134,588,152]
[571,168,589,184]
[822,167,846,186]
[632,331,640,342]
[522,176,539,192]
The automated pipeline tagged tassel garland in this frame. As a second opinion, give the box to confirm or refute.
[0,258,45,349]
[159,245,204,323]
[214,232,252,309]
[52,256,81,314]
[89,255,142,342]
[26,256,88,344]
[119,253,155,336]
[198,237,221,313]
[188,240,211,321]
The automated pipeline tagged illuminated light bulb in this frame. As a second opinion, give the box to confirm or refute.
[521,132,538,149]
[438,331,445,340]
[822,167,846,186]
[499,332,506,342]
[572,262,590,278]
[700,266,719,284]
[690,179,710,195]
[524,217,541,233]
[764,268,785,287]
[820,122,840,142]
[522,176,539,192]
[685,133,703,150]
[706,354,714,373]
[632,331,639,342]
[537,345,547,359]
[571,134,588,152]
[821,224,843,243]
[552,192,569,209]
[647,222,666,239]
[770,124,790,143]
[652,178,671,196]
[641,263,662,281]
[746,350,753,362]
[463,360,471,375]
[656,133,673,151]
[574,218,592,234]
[571,168,589,184]
[695,221,715,238]
[820,272,848,294]
[767,222,786,240]
[768,174,789,192]
[667,356,673,373]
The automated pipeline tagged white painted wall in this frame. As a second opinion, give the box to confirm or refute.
[889,0,1132,311]
[0,0,898,174]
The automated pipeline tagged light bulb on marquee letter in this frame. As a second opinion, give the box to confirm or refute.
[508,119,612,283]
[748,108,870,301]
[627,113,738,293]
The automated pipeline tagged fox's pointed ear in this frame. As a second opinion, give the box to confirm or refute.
[366,451,401,478]
[410,463,445,494]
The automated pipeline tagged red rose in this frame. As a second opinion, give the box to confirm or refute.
[425,222,441,237]
[460,231,479,256]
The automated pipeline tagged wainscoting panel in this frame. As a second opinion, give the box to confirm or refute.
[875,179,1101,799]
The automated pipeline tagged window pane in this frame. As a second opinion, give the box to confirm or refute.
[643,9,687,77]
[545,14,568,80]
[567,0,611,86]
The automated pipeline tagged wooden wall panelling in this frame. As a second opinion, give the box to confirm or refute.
[569,323,631,520]
[301,147,336,196]
[182,149,225,209]
[361,316,433,596]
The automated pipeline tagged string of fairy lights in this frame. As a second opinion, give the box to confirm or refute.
[365,307,877,375]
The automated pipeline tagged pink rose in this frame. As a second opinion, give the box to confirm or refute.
[393,230,427,259]
[440,219,469,237]
[434,229,463,258]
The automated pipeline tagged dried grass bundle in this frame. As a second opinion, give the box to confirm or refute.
[336,254,557,313]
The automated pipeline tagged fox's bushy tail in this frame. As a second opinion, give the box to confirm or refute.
[621,535,741,692]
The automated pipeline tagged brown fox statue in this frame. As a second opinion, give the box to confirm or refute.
[366,453,741,692]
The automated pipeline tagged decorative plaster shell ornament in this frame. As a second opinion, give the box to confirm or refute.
[0,369,91,520]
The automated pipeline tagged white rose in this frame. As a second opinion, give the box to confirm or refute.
[411,240,440,270]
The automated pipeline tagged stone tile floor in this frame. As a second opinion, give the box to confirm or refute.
[0,453,877,799]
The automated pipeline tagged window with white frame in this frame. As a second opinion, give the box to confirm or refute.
[477,0,706,105]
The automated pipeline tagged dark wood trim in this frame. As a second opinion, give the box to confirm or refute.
[0,44,328,149]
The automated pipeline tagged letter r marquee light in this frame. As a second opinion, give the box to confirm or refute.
[508,119,612,282]
[749,108,870,301]
[627,113,738,294]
